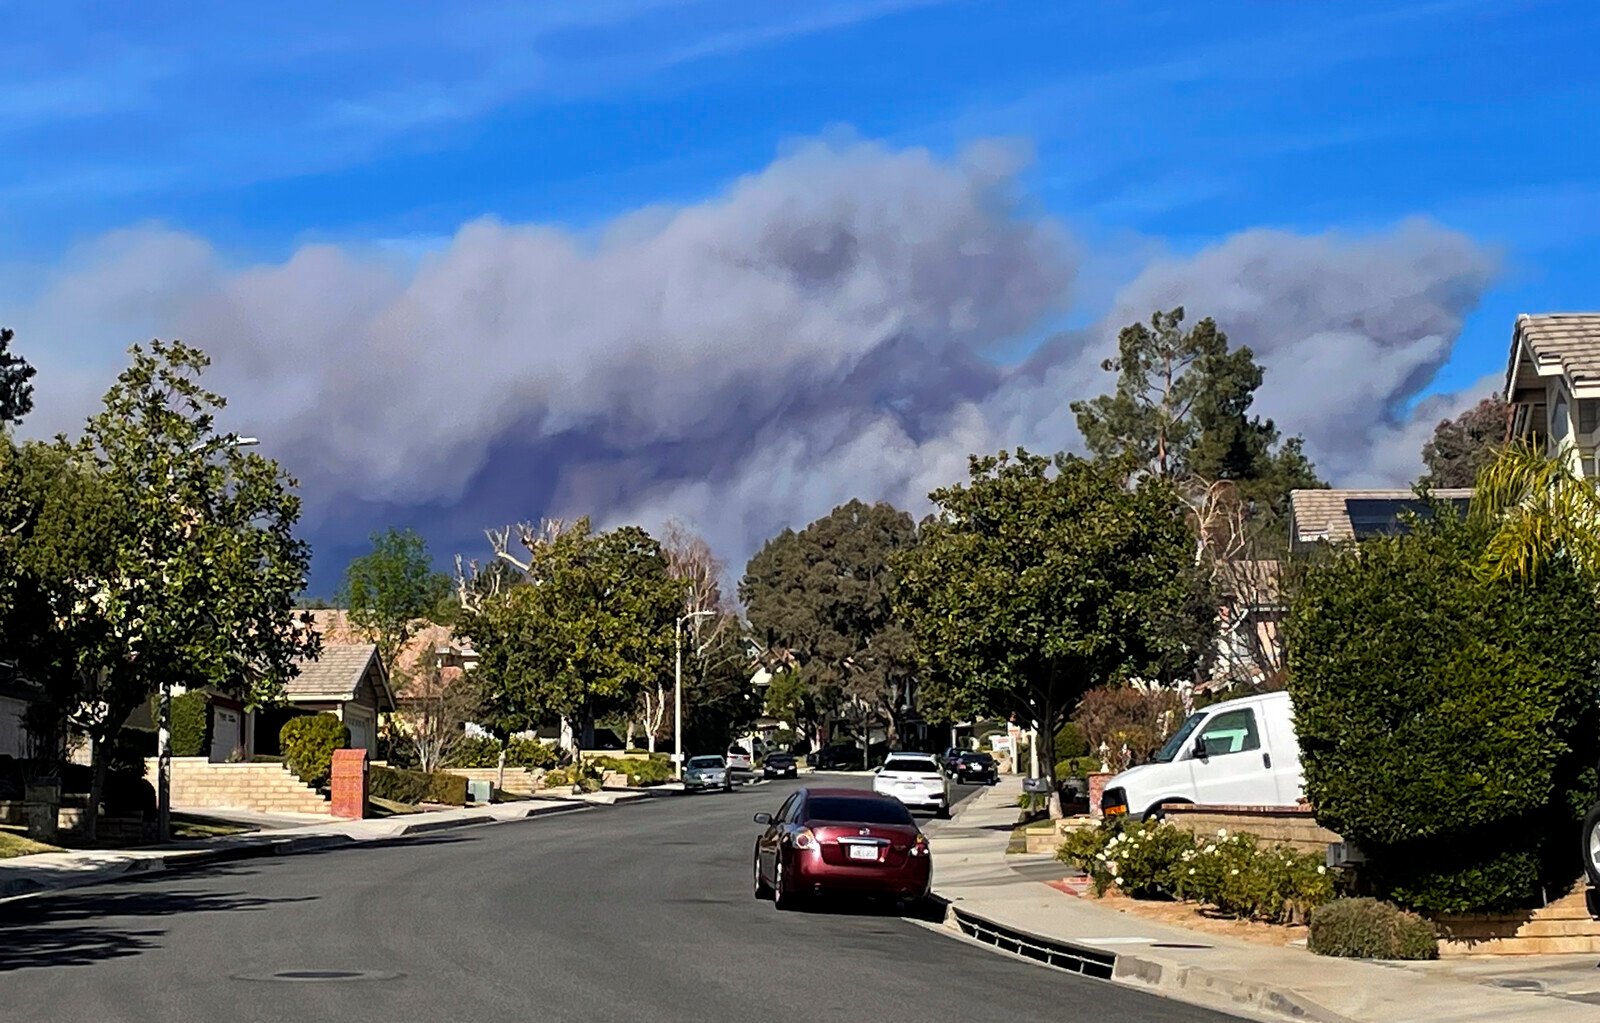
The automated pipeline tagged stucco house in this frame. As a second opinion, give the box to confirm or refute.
[1504,312,1600,468]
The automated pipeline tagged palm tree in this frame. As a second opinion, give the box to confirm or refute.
[1469,440,1600,583]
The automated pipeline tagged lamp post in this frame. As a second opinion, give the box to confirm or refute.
[674,610,716,780]
[156,435,259,842]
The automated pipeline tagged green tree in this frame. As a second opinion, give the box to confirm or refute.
[681,618,759,755]
[338,527,452,671]
[459,520,684,752]
[894,450,1209,817]
[1285,508,1600,912]
[0,327,36,426]
[741,500,920,749]
[28,341,318,837]
[1070,307,1323,519]
[1420,395,1508,489]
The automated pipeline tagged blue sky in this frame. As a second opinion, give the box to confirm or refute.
[4,0,1597,590]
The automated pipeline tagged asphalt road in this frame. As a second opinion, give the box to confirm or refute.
[1,778,1243,1023]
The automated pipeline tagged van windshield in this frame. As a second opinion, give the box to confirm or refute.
[1153,712,1205,763]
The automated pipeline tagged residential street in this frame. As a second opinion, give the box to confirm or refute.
[0,780,1242,1023]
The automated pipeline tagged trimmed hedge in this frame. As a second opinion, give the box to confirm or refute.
[506,737,561,770]
[447,735,504,768]
[170,692,210,758]
[1308,898,1438,960]
[369,765,468,806]
[279,714,349,789]
[1286,513,1600,913]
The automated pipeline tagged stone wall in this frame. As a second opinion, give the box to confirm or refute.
[146,757,331,815]
[1432,891,1600,956]
[442,767,540,795]
[1162,804,1341,855]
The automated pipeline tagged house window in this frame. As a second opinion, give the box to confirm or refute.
[1582,399,1600,435]
[1551,394,1570,443]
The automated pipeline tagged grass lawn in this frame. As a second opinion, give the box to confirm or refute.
[169,816,251,840]
[0,831,62,858]
[367,796,419,817]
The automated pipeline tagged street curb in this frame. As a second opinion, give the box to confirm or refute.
[935,901,1353,1023]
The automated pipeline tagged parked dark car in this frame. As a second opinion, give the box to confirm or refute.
[806,744,865,771]
[763,751,799,778]
[952,751,998,785]
[940,747,963,773]
[753,788,932,910]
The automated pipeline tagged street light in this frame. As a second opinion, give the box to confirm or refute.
[674,610,716,780]
[156,435,261,842]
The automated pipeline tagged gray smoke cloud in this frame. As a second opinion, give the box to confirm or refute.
[10,139,1498,590]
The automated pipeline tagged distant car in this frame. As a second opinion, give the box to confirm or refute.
[952,751,998,785]
[684,755,733,792]
[762,751,799,779]
[725,747,754,772]
[872,752,951,818]
[753,788,932,910]
[940,747,963,773]
[806,744,865,771]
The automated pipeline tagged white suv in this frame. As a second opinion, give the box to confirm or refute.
[873,752,951,818]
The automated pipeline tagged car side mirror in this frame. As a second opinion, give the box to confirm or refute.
[1192,735,1209,760]
[753,812,772,825]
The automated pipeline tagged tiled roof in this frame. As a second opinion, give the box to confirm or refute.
[1509,313,1600,388]
[286,642,384,701]
[304,609,471,680]
[1289,488,1474,544]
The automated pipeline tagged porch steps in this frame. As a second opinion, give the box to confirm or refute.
[1434,891,1600,955]
[145,757,332,816]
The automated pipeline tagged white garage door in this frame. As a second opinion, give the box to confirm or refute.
[346,711,373,755]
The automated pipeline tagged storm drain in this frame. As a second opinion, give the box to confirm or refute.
[233,969,402,983]
[952,907,1116,980]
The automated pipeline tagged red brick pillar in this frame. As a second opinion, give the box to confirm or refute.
[331,749,368,819]
[1088,772,1112,819]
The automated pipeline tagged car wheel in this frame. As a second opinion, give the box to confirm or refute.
[754,850,773,900]
[773,856,802,911]
[1584,802,1600,887]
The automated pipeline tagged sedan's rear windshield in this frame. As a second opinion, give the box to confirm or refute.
[959,753,994,764]
[882,757,940,774]
[687,757,724,768]
[805,797,914,825]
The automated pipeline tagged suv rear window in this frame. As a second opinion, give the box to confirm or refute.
[881,756,940,774]
[805,797,914,825]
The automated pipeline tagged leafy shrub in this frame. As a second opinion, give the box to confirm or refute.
[1286,513,1600,913]
[506,737,561,770]
[368,765,468,806]
[1058,820,1117,878]
[447,735,504,768]
[1308,898,1438,960]
[1071,685,1186,767]
[769,728,798,751]
[585,755,673,787]
[1096,821,1195,899]
[279,714,349,788]
[1054,721,1089,760]
[168,691,210,758]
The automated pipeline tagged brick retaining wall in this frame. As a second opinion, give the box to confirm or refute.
[146,757,331,815]
[1161,804,1341,856]
[441,767,540,795]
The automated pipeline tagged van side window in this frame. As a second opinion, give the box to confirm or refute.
[1197,709,1260,756]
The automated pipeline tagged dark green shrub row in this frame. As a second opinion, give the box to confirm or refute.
[587,755,672,786]
[506,737,561,770]
[447,734,504,768]
[369,765,468,806]
[1286,513,1600,913]
[279,713,349,788]
[169,692,210,758]
[1308,897,1438,960]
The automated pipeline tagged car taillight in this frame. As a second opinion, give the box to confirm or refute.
[792,828,817,850]
[909,835,930,857]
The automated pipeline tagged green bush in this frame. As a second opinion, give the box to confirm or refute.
[368,765,468,806]
[1286,513,1600,913]
[769,728,798,750]
[583,755,673,787]
[1308,898,1439,960]
[505,737,561,770]
[279,714,349,788]
[169,691,210,758]
[447,735,504,768]
[1054,721,1089,760]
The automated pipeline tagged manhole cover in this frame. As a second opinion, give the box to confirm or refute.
[1148,942,1213,950]
[233,969,401,983]
[1489,979,1544,993]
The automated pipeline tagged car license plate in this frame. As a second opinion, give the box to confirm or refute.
[848,844,878,861]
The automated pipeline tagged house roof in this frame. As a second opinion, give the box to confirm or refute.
[1216,560,1283,604]
[1289,488,1474,545]
[287,642,395,710]
[1505,313,1600,397]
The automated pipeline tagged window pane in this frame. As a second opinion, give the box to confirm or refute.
[1198,709,1260,755]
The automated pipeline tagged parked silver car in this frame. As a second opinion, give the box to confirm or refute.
[684,755,733,793]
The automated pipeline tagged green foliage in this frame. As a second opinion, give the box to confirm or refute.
[368,764,468,806]
[1053,721,1088,760]
[1308,898,1439,960]
[458,520,685,737]
[1286,511,1600,912]
[1058,820,1334,924]
[279,714,349,788]
[169,692,210,758]
[505,736,561,769]
[769,728,798,750]
[895,450,1211,804]
[446,734,504,769]
[338,527,451,670]
[1420,395,1507,489]
[742,500,919,743]
[0,327,36,426]
[588,755,673,787]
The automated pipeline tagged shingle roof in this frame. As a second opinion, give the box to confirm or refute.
[1509,313,1600,389]
[286,642,387,703]
[1289,488,1474,544]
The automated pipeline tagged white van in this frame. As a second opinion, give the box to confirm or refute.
[1099,690,1304,820]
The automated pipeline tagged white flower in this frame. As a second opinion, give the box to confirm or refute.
[1317,865,1327,875]
[1204,844,1216,854]
[1095,853,1107,861]
[1113,876,1124,886]
[1230,868,1240,876]
[1217,828,1228,839]
[1188,868,1196,876]
[1106,862,1118,874]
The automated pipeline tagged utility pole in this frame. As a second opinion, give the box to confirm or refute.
[674,609,715,780]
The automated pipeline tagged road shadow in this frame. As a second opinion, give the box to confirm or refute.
[0,887,317,972]
[793,896,947,924]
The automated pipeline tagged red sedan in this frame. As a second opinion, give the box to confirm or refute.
[752,787,932,910]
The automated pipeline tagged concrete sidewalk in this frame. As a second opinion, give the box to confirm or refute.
[0,797,592,903]
[926,779,1597,1023]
